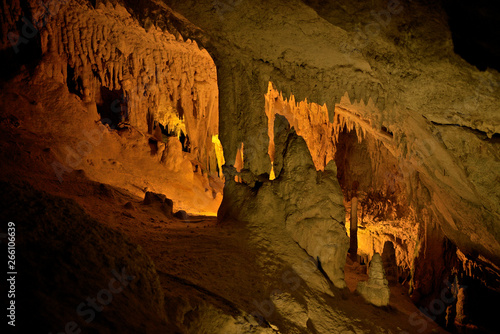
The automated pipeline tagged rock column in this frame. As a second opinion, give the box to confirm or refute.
[349,181,359,262]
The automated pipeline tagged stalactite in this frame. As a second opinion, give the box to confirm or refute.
[265,82,386,173]
[234,142,244,183]
[18,1,220,175]
[424,210,429,259]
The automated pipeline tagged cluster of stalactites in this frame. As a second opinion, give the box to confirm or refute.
[31,1,220,174]
[264,82,368,173]
[456,249,500,291]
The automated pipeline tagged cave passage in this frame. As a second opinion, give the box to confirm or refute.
[263,81,500,332]
[1,1,499,333]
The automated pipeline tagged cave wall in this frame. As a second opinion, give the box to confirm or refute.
[158,0,500,261]
[1,0,220,173]
[0,0,229,214]
[0,181,172,332]
[3,0,495,297]
[154,1,500,329]
[1,0,500,330]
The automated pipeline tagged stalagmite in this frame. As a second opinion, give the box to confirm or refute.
[356,253,391,306]
[455,285,468,326]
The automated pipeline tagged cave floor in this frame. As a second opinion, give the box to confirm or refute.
[0,125,449,333]
[74,186,448,333]
[69,185,449,333]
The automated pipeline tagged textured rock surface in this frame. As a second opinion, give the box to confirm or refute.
[1,0,500,332]
[143,191,174,216]
[2,0,498,281]
[159,0,500,273]
[0,182,171,333]
[356,253,391,307]
[1,0,220,174]
[0,0,223,214]
[271,292,309,329]
[279,135,349,289]
[220,116,349,289]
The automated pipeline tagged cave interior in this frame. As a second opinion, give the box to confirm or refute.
[0,0,499,333]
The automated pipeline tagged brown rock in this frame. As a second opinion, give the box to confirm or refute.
[356,253,391,306]
[142,191,173,216]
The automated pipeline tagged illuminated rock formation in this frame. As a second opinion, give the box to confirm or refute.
[220,115,349,289]
[1,0,500,332]
[2,0,220,174]
[279,133,349,289]
[0,0,224,215]
[356,253,391,307]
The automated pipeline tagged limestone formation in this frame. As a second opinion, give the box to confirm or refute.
[220,115,349,289]
[265,83,370,172]
[1,0,220,175]
[455,286,468,326]
[174,209,188,220]
[271,292,309,329]
[143,191,174,216]
[168,0,500,300]
[1,0,500,332]
[280,133,349,289]
[161,136,193,178]
[356,253,391,307]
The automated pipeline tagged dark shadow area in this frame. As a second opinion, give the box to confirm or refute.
[334,126,372,196]
[179,130,190,152]
[0,181,173,333]
[97,87,127,129]
[66,64,83,97]
[0,15,43,80]
[455,278,500,334]
[302,0,500,72]
[443,0,500,71]
[148,137,159,155]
